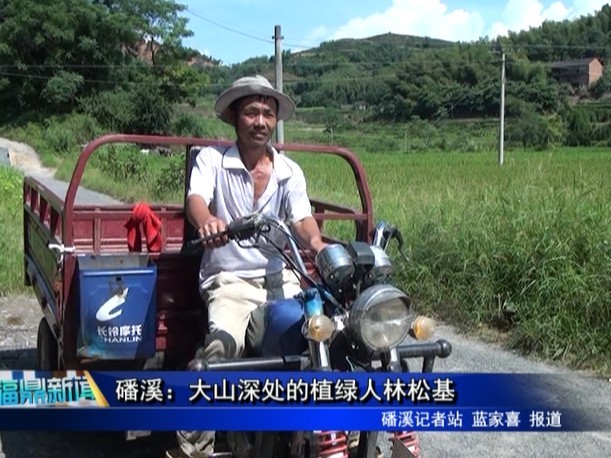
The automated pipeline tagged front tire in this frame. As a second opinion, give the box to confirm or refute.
[37,318,59,370]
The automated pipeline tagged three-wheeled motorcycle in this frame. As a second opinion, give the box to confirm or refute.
[23,134,451,457]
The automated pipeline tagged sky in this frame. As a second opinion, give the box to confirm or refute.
[180,0,610,64]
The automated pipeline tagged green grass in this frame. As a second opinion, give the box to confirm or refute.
[295,148,611,373]
[0,166,26,296]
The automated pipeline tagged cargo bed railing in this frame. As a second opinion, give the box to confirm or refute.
[60,134,374,332]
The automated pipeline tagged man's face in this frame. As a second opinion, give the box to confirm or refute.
[232,95,278,148]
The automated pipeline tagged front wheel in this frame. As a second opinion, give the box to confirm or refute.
[37,318,59,370]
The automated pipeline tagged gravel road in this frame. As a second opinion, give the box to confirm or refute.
[1,138,610,458]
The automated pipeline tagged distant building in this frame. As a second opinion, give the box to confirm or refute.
[186,54,217,68]
[550,57,604,86]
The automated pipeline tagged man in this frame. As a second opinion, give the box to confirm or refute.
[169,75,327,458]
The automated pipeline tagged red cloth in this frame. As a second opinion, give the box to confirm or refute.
[125,202,163,253]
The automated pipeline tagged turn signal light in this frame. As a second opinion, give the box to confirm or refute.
[410,315,435,340]
[306,315,335,342]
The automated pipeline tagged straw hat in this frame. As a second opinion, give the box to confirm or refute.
[214,75,296,125]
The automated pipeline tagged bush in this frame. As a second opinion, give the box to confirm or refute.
[80,89,136,133]
[506,112,556,151]
[41,71,85,109]
[62,113,104,146]
[96,144,153,182]
[42,122,73,156]
[564,108,592,146]
[171,113,206,137]
[80,82,173,135]
[152,154,185,200]
[40,115,104,156]
[590,68,611,99]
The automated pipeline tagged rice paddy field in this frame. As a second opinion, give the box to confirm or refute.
[293,147,611,373]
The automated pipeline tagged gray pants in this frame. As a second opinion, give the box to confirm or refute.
[175,270,302,458]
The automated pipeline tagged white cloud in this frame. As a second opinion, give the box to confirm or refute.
[486,0,608,39]
[329,0,485,43]
[569,0,609,16]
[487,22,509,39]
[316,0,609,45]
[487,0,570,37]
[545,1,574,20]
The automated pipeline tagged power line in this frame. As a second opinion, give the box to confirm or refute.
[0,69,376,87]
[0,70,200,88]
[0,73,569,97]
[0,63,182,69]
[0,60,568,88]
[183,2,610,55]
[0,55,588,72]
[1,42,603,74]
[183,7,327,50]
[185,8,273,45]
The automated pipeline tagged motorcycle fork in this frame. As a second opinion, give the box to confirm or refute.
[380,347,401,372]
[381,347,422,458]
[308,340,332,371]
[307,339,346,457]
[348,349,398,458]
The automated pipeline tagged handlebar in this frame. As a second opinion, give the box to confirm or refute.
[185,213,311,282]
[396,339,452,359]
[189,355,309,372]
[186,340,452,372]
[186,213,266,249]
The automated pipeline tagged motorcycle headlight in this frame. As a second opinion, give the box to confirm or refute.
[348,284,413,351]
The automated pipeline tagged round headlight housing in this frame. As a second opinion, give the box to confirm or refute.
[348,284,413,351]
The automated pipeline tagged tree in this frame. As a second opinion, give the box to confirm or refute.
[0,0,196,128]
[506,105,555,151]
[564,108,592,146]
[590,66,611,99]
[0,0,137,118]
[106,0,193,65]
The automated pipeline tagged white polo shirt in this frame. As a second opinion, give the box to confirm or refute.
[187,143,313,289]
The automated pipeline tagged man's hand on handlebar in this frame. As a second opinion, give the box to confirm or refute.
[198,216,229,249]
[188,214,265,251]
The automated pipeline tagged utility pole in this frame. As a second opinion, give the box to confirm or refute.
[498,52,506,166]
[273,25,285,149]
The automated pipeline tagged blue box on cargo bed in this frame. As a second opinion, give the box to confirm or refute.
[77,254,157,360]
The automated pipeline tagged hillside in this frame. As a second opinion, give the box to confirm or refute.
[295,32,456,57]
[0,0,609,151]
[205,6,610,114]
[188,5,610,150]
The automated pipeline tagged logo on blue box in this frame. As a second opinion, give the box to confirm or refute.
[96,287,129,321]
